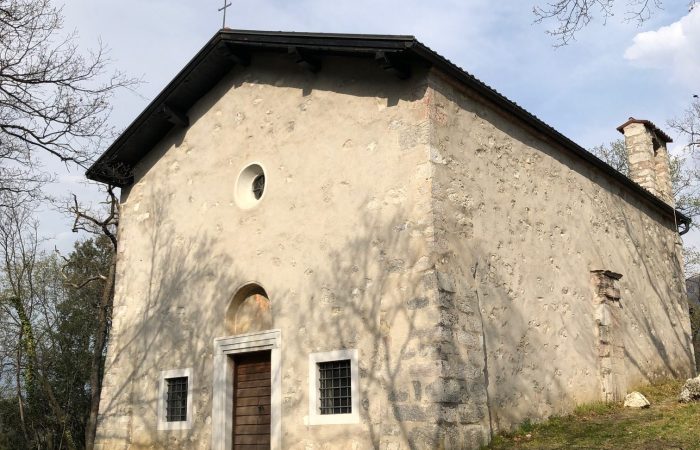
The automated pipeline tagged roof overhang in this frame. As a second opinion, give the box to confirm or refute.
[86,30,420,186]
[86,29,690,230]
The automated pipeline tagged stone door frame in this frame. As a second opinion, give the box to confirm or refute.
[211,329,282,450]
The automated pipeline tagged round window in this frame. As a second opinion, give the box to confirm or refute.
[235,163,266,209]
[252,173,265,200]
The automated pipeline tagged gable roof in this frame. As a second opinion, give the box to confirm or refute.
[86,29,690,230]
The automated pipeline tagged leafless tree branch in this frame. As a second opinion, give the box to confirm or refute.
[0,0,139,201]
[533,0,696,46]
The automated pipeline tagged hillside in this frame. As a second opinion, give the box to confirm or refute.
[486,379,700,450]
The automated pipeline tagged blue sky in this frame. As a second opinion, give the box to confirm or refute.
[44,0,700,250]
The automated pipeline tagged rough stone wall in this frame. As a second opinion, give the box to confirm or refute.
[427,70,695,434]
[620,122,674,206]
[685,274,700,372]
[93,55,465,450]
[623,122,658,197]
[653,140,674,206]
[591,270,626,402]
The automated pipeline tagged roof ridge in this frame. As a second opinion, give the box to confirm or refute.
[219,28,417,41]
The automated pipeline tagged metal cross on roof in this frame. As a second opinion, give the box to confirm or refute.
[218,0,232,28]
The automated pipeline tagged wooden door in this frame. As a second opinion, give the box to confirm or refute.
[233,351,271,449]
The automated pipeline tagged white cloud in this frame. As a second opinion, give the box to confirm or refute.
[624,7,700,87]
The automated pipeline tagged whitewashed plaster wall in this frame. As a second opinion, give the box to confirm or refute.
[94,55,459,449]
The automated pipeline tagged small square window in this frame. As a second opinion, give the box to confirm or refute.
[308,349,359,425]
[318,360,352,415]
[166,377,188,422]
[158,368,193,430]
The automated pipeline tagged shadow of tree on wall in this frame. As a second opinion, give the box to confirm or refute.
[273,204,503,449]
[560,155,696,380]
[254,202,571,447]
[95,184,695,449]
[97,189,507,448]
[438,214,572,433]
[284,208,427,447]
[584,186,696,380]
[96,185,243,448]
[94,57,446,449]
[470,138,695,431]
[685,276,700,373]
[428,77,695,435]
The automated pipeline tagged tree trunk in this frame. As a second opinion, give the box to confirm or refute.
[12,295,78,450]
[84,255,116,450]
[38,374,77,450]
[15,344,29,444]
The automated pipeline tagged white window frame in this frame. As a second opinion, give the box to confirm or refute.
[157,367,194,431]
[307,349,360,426]
[211,329,282,450]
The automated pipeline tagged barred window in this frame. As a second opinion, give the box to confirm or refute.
[252,173,265,199]
[318,360,352,415]
[166,377,188,422]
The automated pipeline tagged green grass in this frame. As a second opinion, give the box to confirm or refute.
[485,379,700,450]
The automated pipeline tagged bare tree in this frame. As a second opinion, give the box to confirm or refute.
[533,0,698,46]
[0,198,78,450]
[669,98,700,153]
[590,137,700,223]
[0,186,119,449]
[590,139,629,175]
[64,185,119,450]
[667,98,700,220]
[0,0,136,199]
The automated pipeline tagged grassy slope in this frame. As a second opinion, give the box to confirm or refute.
[486,379,700,450]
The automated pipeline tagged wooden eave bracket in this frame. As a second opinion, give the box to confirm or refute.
[288,46,321,73]
[89,159,135,187]
[224,43,251,66]
[162,104,189,127]
[375,51,410,79]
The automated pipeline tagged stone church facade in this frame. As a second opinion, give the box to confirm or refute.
[88,30,695,450]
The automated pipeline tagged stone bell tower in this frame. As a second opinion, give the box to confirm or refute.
[617,117,674,206]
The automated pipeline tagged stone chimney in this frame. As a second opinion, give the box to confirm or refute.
[617,117,674,206]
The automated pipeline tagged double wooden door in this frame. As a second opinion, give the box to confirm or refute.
[232,351,271,449]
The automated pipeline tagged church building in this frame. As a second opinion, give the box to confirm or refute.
[87,30,695,450]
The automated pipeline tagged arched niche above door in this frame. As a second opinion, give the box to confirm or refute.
[226,283,272,334]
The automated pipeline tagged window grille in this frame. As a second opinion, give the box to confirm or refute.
[318,359,352,415]
[252,174,265,199]
[166,377,188,422]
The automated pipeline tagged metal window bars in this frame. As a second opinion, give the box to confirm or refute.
[318,360,352,415]
[166,377,188,422]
